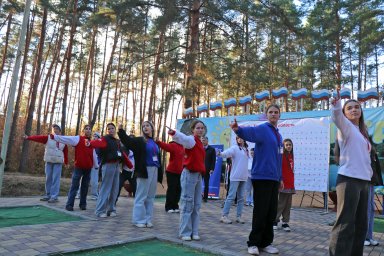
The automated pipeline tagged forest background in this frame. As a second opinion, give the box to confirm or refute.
[0,0,383,177]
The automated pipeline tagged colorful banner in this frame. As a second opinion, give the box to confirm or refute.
[202,144,223,199]
[177,106,384,192]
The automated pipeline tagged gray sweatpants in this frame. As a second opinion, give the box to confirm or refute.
[329,174,369,256]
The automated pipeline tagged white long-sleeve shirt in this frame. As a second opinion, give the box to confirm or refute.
[331,101,372,181]
[220,145,249,181]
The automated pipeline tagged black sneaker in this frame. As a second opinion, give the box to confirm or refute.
[65,205,74,211]
[282,223,291,232]
[79,205,86,210]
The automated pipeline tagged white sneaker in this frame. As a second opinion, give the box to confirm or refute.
[247,246,259,255]
[364,240,370,246]
[167,209,175,213]
[236,217,245,224]
[98,213,107,218]
[109,212,117,217]
[192,235,200,240]
[261,245,279,254]
[75,195,80,199]
[220,216,232,224]
[174,209,180,213]
[181,236,191,241]
[369,239,379,246]
[90,196,97,200]
[273,225,278,230]
[146,223,153,228]
[134,223,146,228]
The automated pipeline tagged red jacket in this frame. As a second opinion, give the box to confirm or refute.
[156,141,184,174]
[74,136,95,169]
[282,152,294,189]
[27,135,68,164]
[184,136,206,175]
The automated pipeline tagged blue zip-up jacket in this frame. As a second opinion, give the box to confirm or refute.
[236,122,283,181]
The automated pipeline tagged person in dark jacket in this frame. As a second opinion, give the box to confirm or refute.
[201,136,216,202]
[118,121,163,228]
[87,123,132,218]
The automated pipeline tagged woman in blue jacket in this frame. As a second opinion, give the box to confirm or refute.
[231,104,283,255]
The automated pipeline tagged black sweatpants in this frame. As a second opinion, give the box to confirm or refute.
[116,170,136,202]
[165,172,181,211]
[248,179,279,248]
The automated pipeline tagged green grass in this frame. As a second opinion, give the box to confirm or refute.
[63,239,216,255]
[0,205,82,228]
[374,218,384,233]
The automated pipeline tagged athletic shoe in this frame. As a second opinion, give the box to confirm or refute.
[192,235,200,240]
[174,209,180,213]
[250,203,254,207]
[273,222,278,230]
[282,223,291,232]
[236,217,245,224]
[134,223,146,228]
[79,205,86,210]
[369,239,379,246]
[260,245,279,254]
[65,205,74,211]
[181,236,192,241]
[167,209,175,213]
[98,213,107,218]
[109,212,117,217]
[364,240,370,246]
[75,195,80,199]
[220,216,232,224]
[90,196,98,200]
[146,223,154,228]
[247,246,259,255]
[48,198,58,203]
[40,197,49,201]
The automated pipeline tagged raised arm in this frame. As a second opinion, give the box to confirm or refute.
[117,128,136,150]
[53,135,80,147]
[156,140,176,153]
[236,126,262,143]
[89,137,107,149]
[171,130,196,149]
[24,135,48,144]
[331,100,351,137]
[219,146,236,159]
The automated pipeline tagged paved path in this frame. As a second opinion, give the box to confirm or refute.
[0,196,383,256]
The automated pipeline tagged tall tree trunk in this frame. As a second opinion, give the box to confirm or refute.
[112,36,123,122]
[334,0,342,88]
[6,14,34,166]
[76,29,96,134]
[0,13,12,84]
[139,7,149,126]
[61,0,77,135]
[184,0,200,114]
[148,30,165,123]
[19,6,48,173]
[90,23,120,128]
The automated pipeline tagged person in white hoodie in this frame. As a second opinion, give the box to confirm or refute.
[218,136,249,224]
[329,89,372,256]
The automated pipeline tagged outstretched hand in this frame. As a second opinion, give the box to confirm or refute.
[230,118,239,132]
[166,125,176,136]
[331,87,341,105]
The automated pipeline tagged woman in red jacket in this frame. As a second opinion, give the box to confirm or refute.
[274,138,295,232]
[156,140,185,213]
[168,120,206,241]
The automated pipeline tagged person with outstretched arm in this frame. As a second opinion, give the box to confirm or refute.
[51,124,98,211]
[231,105,283,255]
[167,120,206,241]
[23,124,68,203]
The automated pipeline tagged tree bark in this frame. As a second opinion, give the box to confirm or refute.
[18,6,48,173]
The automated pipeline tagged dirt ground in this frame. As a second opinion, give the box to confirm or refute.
[3,172,383,214]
